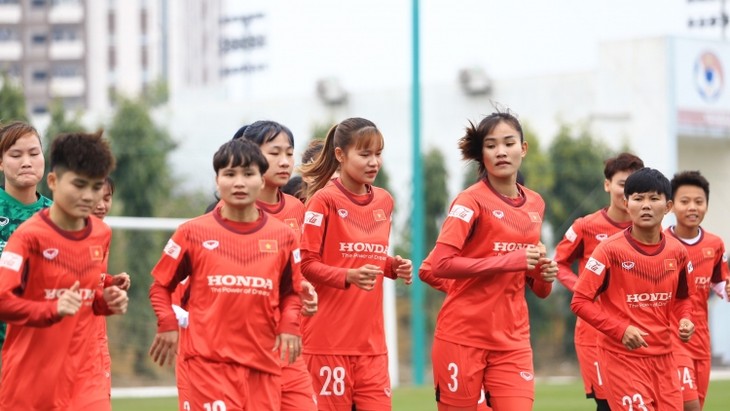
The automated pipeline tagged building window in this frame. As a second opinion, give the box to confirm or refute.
[31,0,47,7]
[0,28,19,42]
[51,27,78,42]
[140,10,147,34]
[0,0,21,5]
[108,11,115,34]
[52,64,80,77]
[32,105,48,114]
[32,70,47,82]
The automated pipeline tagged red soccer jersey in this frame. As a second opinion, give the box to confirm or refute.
[257,192,306,234]
[150,210,302,375]
[433,180,545,350]
[667,226,728,360]
[573,229,693,356]
[300,179,395,355]
[0,210,111,410]
[554,209,631,347]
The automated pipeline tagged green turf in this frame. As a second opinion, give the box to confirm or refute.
[112,379,730,410]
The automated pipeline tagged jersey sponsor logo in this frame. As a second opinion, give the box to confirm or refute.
[448,204,474,223]
[0,217,8,226]
[164,239,181,260]
[202,240,219,250]
[304,211,324,227]
[586,257,605,276]
[492,210,505,219]
[565,226,577,242]
[284,218,299,231]
[259,239,278,253]
[207,275,274,289]
[665,259,677,271]
[703,248,715,258]
[43,248,59,260]
[519,371,534,381]
[90,245,104,261]
[337,209,349,218]
[621,261,635,270]
[292,248,301,263]
[595,233,608,241]
[339,242,388,254]
[373,209,387,221]
[626,292,672,303]
[45,288,95,300]
[695,276,711,285]
[492,242,534,253]
[0,251,22,271]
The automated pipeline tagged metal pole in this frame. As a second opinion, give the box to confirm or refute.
[410,0,425,386]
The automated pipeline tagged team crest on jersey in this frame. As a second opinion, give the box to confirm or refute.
[664,259,677,271]
[519,371,534,381]
[621,261,635,270]
[202,240,219,250]
[448,204,474,223]
[0,251,22,271]
[565,226,577,242]
[90,245,104,261]
[43,248,59,260]
[586,257,605,275]
[0,217,8,227]
[304,211,324,227]
[595,233,608,241]
[492,210,505,219]
[292,248,301,263]
[164,239,182,259]
[528,212,541,223]
[384,388,392,397]
[687,260,694,273]
[284,218,299,231]
[703,248,715,258]
[723,253,728,263]
[259,239,278,253]
[373,209,387,221]
[338,209,349,219]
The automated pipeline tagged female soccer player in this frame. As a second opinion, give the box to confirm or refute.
[571,167,694,411]
[0,122,52,350]
[429,111,557,411]
[299,117,412,411]
[667,171,729,410]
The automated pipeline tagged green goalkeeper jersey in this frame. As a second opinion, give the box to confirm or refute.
[0,188,52,348]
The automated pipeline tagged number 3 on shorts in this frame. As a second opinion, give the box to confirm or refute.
[621,393,648,411]
[447,362,459,392]
[320,366,346,396]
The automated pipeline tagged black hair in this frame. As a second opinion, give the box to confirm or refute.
[459,111,523,179]
[670,170,709,202]
[50,130,115,178]
[239,120,294,148]
[624,167,671,199]
[213,138,269,175]
[604,152,644,180]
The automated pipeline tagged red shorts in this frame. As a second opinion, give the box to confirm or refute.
[281,356,317,411]
[186,357,281,411]
[675,354,710,405]
[305,354,391,411]
[177,355,191,411]
[432,338,534,408]
[600,349,682,411]
[575,344,606,399]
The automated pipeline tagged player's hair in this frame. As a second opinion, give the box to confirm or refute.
[105,176,115,195]
[239,120,294,148]
[302,139,325,165]
[0,121,41,156]
[624,167,671,199]
[300,117,383,199]
[281,175,305,203]
[459,111,523,179]
[232,125,249,140]
[213,138,269,175]
[670,170,709,202]
[50,130,115,178]
[604,152,644,180]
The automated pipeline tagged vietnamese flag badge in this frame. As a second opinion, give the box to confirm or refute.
[664,259,677,271]
[259,239,278,253]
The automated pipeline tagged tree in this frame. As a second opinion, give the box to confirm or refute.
[106,98,176,376]
[0,73,27,123]
[45,99,85,141]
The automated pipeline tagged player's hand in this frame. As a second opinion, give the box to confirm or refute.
[103,285,128,314]
[726,281,730,301]
[525,246,541,270]
[538,258,557,282]
[300,281,318,317]
[622,325,649,350]
[57,281,82,317]
[393,255,413,285]
[274,333,301,364]
[111,272,131,291]
[346,264,382,291]
[149,330,178,366]
[679,318,695,342]
[536,241,547,258]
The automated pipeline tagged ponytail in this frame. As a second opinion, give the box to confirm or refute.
[301,124,340,201]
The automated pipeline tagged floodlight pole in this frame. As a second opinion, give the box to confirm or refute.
[410,0,426,386]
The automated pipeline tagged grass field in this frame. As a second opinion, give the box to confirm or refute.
[112,379,730,410]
